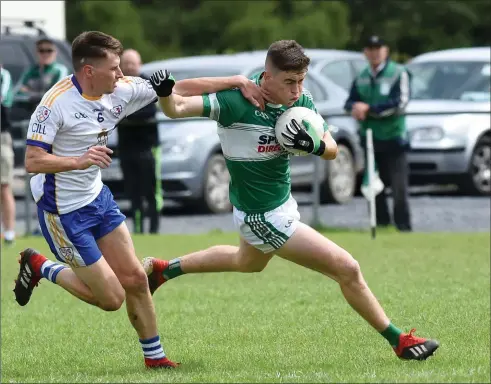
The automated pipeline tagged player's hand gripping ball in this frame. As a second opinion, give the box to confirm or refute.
[275,107,326,156]
[149,69,176,97]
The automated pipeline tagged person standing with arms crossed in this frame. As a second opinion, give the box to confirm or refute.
[344,35,412,232]
[118,49,162,234]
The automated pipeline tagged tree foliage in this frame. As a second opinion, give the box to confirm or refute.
[65,0,490,63]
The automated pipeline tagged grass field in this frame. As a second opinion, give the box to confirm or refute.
[1,230,490,383]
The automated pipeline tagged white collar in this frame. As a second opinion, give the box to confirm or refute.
[371,62,386,77]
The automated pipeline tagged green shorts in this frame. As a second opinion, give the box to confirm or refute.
[233,195,300,253]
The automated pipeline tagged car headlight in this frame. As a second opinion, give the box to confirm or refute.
[410,126,444,142]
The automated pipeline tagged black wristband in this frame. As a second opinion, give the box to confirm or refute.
[313,140,326,156]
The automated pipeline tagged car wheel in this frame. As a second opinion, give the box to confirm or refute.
[201,153,232,213]
[320,143,356,204]
[460,136,491,195]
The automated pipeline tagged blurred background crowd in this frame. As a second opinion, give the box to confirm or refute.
[1,0,490,244]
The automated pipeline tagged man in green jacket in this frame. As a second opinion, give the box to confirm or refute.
[344,35,412,232]
[15,37,69,105]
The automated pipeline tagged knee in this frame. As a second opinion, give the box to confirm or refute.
[337,253,362,284]
[236,253,269,273]
[99,290,125,311]
[119,267,149,294]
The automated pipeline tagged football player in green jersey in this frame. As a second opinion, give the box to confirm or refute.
[145,40,439,361]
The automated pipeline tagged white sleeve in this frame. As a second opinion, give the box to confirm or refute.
[121,76,158,117]
[26,102,62,151]
[1,68,11,101]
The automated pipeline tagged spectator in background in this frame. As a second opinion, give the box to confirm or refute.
[118,49,162,234]
[344,35,412,232]
[1,65,16,245]
[15,37,69,107]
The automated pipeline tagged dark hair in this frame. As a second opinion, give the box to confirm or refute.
[71,31,123,71]
[266,40,310,73]
[36,38,55,46]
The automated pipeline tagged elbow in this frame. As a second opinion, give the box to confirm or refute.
[161,108,179,119]
[161,103,183,119]
[25,158,36,174]
[168,111,182,119]
[327,146,338,160]
[323,143,338,160]
[24,150,42,174]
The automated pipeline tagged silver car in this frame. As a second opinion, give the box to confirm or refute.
[405,47,490,195]
[103,50,365,213]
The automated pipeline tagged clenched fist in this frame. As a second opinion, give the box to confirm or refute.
[149,69,176,98]
[76,146,113,170]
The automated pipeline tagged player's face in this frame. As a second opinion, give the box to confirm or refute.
[265,70,306,106]
[87,52,124,94]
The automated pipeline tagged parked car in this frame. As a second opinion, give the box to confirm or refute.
[1,21,73,167]
[242,49,367,92]
[102,50,365,213]
[405,47,490,195]
[312,51,367,92]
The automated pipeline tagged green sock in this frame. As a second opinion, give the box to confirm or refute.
[163,258,184,280]
[380,323,403,347]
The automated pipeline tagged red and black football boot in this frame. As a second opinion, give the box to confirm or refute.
[394,328,439,360]
[13,248,47,306]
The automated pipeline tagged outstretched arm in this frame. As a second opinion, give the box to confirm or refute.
[150,70,265,113]
[173,75,255,97]
[159,93,205,119]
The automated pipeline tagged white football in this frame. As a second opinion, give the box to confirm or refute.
[275,107,325,156]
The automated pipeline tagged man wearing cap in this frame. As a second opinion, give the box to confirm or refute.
[15,37,69,106]
[344,35,412,232]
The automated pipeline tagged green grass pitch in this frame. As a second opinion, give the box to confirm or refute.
[1,231,490,383]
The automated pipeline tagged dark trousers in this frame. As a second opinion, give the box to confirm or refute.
[120,148,160,234]
[374,149,412,231]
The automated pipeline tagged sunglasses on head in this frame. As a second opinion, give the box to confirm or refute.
[38,48,54,54]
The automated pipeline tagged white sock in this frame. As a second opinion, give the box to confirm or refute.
[40,260,66,283]
[140,335,166,360]
[4,230,15,241]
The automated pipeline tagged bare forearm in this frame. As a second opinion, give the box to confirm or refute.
[158,93,183,118]
[173,75,246,96]
[321,132,338,160]
[158,93,204,118]
[25,151,78,174]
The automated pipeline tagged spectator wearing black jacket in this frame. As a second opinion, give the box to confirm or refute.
[118,49,162,234]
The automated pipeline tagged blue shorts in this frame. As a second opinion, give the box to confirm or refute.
[37,185,126,267]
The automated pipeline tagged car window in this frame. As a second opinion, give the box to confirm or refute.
[23,39,73,72]
[320,60,354,91]
[352,59,367,74]
[52,41,73,71]
[303,76,327,102]
[0,41,32,84]
[408,61,491,101]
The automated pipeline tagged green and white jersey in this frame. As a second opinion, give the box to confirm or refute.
[201,72,321,214]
